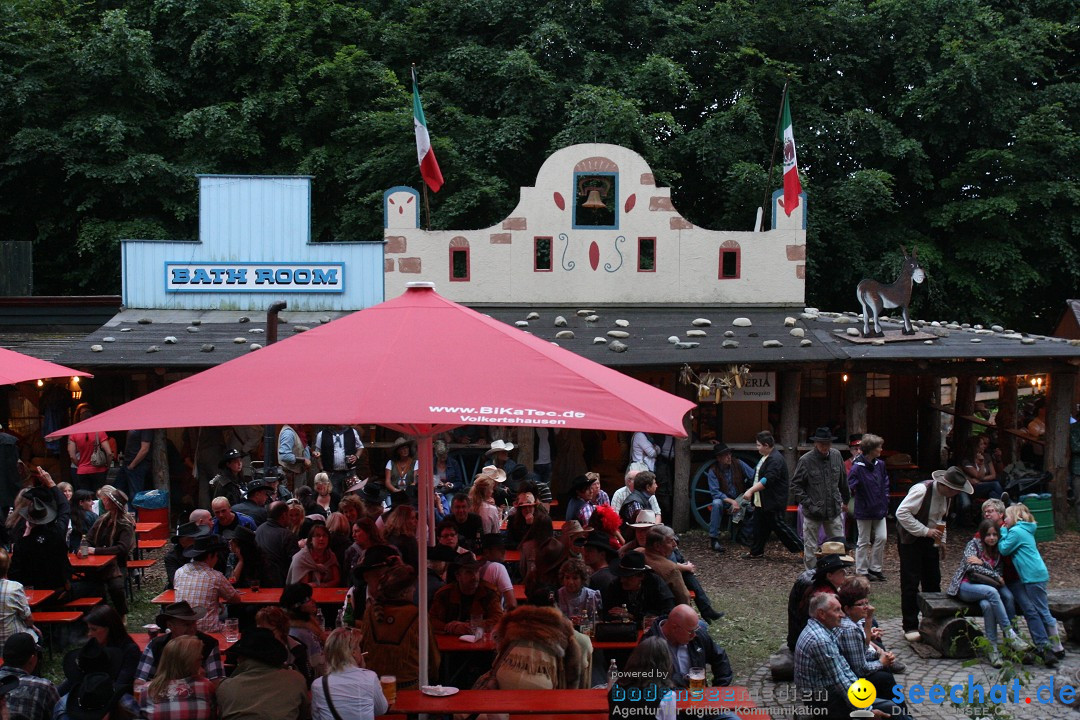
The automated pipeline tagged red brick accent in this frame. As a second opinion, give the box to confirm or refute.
[503,217,527,231]
[640,173,655,185]
[490,233,512,244]
[650,196,674,211]
[385,236,406,254]
[398,257,422,273]
[796,264,805,279]
[670,217,693,230]
[384,259,395,272]
[786,244,806,261]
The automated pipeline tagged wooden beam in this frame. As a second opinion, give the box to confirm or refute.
[845,372,867,438]
[517,427,534,473]
[953,376,977,464]
[778,370,802,472]
[997,376,1018,465]
[1045,372,1077,527]
[918,376,942,470]
[672,403,693,533]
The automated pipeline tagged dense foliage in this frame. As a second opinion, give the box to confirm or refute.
[1,0,1076,330]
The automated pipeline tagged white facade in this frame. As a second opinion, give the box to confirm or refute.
[384,144,806,306]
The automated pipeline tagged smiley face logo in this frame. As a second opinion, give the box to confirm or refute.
[847,678,876,709]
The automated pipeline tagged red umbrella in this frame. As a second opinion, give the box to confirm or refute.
[0,346,92,386]
[50,283,694,684]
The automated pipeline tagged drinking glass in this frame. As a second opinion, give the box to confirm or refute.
[688,667,706,699]
[380,675,397,705]
[249,578,261,593]
[224,618,240,643]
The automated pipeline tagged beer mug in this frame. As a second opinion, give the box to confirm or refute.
[380,675,397,705]
[687,667,706,699]
[224,619,240,643]
[934,522,947,548]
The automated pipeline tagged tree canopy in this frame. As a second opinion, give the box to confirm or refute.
[1,0,1076,330]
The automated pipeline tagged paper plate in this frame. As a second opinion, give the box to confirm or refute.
[421,685,459,697]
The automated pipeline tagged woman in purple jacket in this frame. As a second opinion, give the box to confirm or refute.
[847,434,889,582]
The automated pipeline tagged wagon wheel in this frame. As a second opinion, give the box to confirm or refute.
[689,460,718,530]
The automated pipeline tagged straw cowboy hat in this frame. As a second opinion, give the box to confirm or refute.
[486,439,516,456]
[932,466,974,494]
[476,465,507,483]
[629,509,660,528]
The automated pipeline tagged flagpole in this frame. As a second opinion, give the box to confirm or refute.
[758,81,790,231]
[412,64,433,231]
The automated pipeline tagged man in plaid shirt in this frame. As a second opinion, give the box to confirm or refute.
[135,602,224,684]
[173,536,239,633]
[795,594,911,719]
[0,633,57,720]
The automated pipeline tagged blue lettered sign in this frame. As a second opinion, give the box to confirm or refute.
[165,263,345,294]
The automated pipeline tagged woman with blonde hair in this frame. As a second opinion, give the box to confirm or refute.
[469,475,501,535]
[383,505,419,570]
[312,627,388,720]
[85,485,136,618]
[141,634,217,720]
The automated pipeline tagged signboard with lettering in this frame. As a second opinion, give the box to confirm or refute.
[165,263,345,293]
[726,372,776,401]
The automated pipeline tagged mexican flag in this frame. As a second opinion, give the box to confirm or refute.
[779,94,801,216]
[412,68,444,193]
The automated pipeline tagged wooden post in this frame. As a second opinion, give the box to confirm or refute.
[996,376,1018,466]
[779,371,802,472]
[152,429,168,491]
[517,427,534,473]
[672,407,694,533]
[1045,371,1077,527]
[952,376,977,463]
[845,372,867,437]
[918,375,942,470]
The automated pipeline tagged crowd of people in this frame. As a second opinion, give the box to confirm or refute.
[0,424,1068,720]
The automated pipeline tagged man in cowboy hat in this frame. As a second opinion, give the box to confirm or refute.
[784,539,854,653]
[485,439,518,476]
[210,449,246,506]
[430,554,503,635]
[581,530,619,592]
[791,427,850,569]
[164,521,211,589]
[600,553,674,626]
[348,544,402,622]
[9,492,70,593]
[231,478,272,526]
[560,520,592,559]
[173,535,239,633]
[217,628,309,720]
[56,672,123,720]
[705,443,753,552]
[135,601,225,685]
[896,466,973,641]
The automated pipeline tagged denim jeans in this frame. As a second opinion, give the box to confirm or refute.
[709,498,728,538]
[957,582,1011,645]
[1010,580,1058,648]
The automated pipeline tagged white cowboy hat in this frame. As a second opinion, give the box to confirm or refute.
[477,465,507,483]
[485,439,516,456]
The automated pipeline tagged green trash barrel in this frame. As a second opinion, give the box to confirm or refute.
[1020,493,1055,543]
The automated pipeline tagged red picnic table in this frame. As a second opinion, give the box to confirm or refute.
[68,553,115,569]
[435,630,642,654]
[131,632,233,652]
[391,688,761,720]
[152,587,347,606]
[134,522,162,535]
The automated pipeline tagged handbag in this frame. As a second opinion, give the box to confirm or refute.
[88,434,109,468]
[321,674,346,720]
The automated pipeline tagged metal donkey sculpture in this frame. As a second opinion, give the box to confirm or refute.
[856,246,926,337]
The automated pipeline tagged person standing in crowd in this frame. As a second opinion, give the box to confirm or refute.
[630,431,658,472]
[847,433,889,581]
[66,406,113,492]
[705,444,751,552]
[210,449,246,507]
[383,437,418,503]
[741,431,794,560]
[999,503,1065,665]
[278,424,312,491]
[311,627,387,720]
[83,487,136,620]
[791,427,849,569]
[117,428,153,501]
[313,425,364,497]
[896,466,971,642]
[255,501,300,587]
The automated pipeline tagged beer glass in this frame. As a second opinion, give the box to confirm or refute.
[380,675,397,705]
[688,667,706,699]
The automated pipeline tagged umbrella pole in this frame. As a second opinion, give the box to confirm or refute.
[416,433,433,688]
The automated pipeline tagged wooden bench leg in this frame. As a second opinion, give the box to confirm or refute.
[919,616,981,658]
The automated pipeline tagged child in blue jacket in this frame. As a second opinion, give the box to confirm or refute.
[999,503,1064,666]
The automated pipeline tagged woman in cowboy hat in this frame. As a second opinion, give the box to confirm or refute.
[83,486,136,620]
[468,474,502,536]
[382,437,418,501]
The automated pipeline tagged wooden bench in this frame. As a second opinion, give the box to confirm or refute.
[917,589,1080,656]
[33,611,85,653]
[127,558,159,591]
[62,597,103,609]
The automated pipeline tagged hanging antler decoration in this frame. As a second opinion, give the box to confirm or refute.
[680,364,751,402]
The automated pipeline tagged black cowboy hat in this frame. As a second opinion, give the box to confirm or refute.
[611,553,651,577]
[218,448,244,469]
[229,628,288,667]
[182,534,228,559]
[171,521,211,543]
[358,482,385,504]
[155,601,207,629]
[816,554,855,573]
[452,553,484,573]
[62,639,123,684]
[712,443,732,456]
[808,427,836,443]
[19,496,57,526]
[67,673,122,720]
[583,531,619,558]
[245,478,273,496]
[570,475,593,494]
[280,582,314,610]
[428,544,459,563]
[352,544,402,575]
